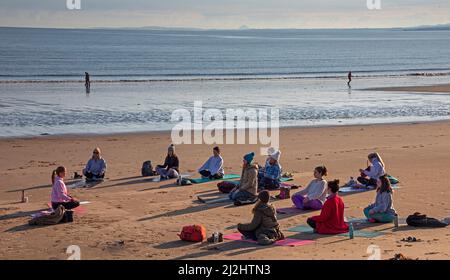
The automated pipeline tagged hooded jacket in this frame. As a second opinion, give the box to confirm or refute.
[238,203,281,239]
[239,163,258,195]
[369,191,396,215]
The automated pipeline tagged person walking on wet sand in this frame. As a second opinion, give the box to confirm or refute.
[347,71,352,87]
[85,72,90,92]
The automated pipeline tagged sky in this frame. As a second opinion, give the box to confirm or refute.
[0,0,449,29]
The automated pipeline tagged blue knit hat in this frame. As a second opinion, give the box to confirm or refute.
[243,152,255,164]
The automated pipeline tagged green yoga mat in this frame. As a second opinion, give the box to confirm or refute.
[280,177,294,182]
[190,174,241,184]
[234,177,293,184]
[387,174,400,184]
[287,225,384,238]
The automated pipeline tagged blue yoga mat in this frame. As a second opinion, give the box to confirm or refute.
[287,225,384,238]
[339,184,400,193]
[346,217,407,225]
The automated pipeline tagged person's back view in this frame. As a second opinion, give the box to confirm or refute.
[347,71,352,87]
[85,72,90,92]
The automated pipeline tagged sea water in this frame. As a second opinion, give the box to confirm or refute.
[1,27,450,137]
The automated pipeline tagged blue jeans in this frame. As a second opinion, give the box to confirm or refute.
[229,189,255,202]
[156,167,179,178]
[259,176,280,190]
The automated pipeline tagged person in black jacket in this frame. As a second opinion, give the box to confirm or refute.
[155,144,179,179]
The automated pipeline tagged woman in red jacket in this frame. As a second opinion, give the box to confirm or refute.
[307,180,349,234]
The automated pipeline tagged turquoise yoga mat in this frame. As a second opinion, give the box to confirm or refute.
[339,184,400,193]
[190,174,241,184]
[387,174,400,185]
[287,225,384,238]
[346,217,407,225]
[280,177,294,182]
[234,177,293,184]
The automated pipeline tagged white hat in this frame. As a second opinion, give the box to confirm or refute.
[267,147,276,156]
[270,150,281,161]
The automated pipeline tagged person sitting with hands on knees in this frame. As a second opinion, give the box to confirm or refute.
[83,147,107,181]
[198,146,224,180]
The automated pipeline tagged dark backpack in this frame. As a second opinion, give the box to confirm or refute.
[141,161,155,177]
[406,212,447,228]
[177,178,192,186]
[217,181,239,193]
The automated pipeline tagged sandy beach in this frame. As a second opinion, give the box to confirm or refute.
[1,119,449,260]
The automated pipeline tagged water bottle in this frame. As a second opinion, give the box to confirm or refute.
[177,174,182,186]
[349,223,354,239]
[213,232,219,243]
[394,215,399,228]
[349,177,356,187]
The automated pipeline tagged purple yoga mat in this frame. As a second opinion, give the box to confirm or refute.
[223,233,314,247]
[276,207,303,214]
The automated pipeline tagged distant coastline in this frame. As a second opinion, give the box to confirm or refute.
[1,23,449,32]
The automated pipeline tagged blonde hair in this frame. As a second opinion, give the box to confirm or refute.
[368,152,385,168]
[51,170,57,184]
[92,147,101,159]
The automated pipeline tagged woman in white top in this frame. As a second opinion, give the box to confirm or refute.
[291,166,328,210]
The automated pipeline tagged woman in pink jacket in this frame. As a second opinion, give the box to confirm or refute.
[51,166,80,210]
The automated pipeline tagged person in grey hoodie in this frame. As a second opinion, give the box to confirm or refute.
[364,175,397,223]
[238,191,284,245]
[358,152,386,187]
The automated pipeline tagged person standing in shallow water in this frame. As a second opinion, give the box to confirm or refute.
[347,71,352,87]
[85,72,90,92]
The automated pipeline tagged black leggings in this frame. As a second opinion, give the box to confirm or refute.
[199,170,223,179]
[357,177,378,187]
[84,171,105,180]
[52,200,80,210]
[238,228,257,241]
[307,218,316,229]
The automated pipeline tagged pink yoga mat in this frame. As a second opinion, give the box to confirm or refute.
[276,207,303,214]
[223,233,314,247]
[280,183,296,188]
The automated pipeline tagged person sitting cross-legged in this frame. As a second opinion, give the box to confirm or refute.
[83,147,107,181]
[198,146,224,179]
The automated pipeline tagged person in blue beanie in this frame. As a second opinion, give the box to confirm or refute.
[229,152,258,206]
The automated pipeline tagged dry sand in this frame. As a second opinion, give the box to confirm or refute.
[1,120,449,260]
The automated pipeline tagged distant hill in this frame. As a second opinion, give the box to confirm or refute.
[98,26,205,31]
[403,23,450,31]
